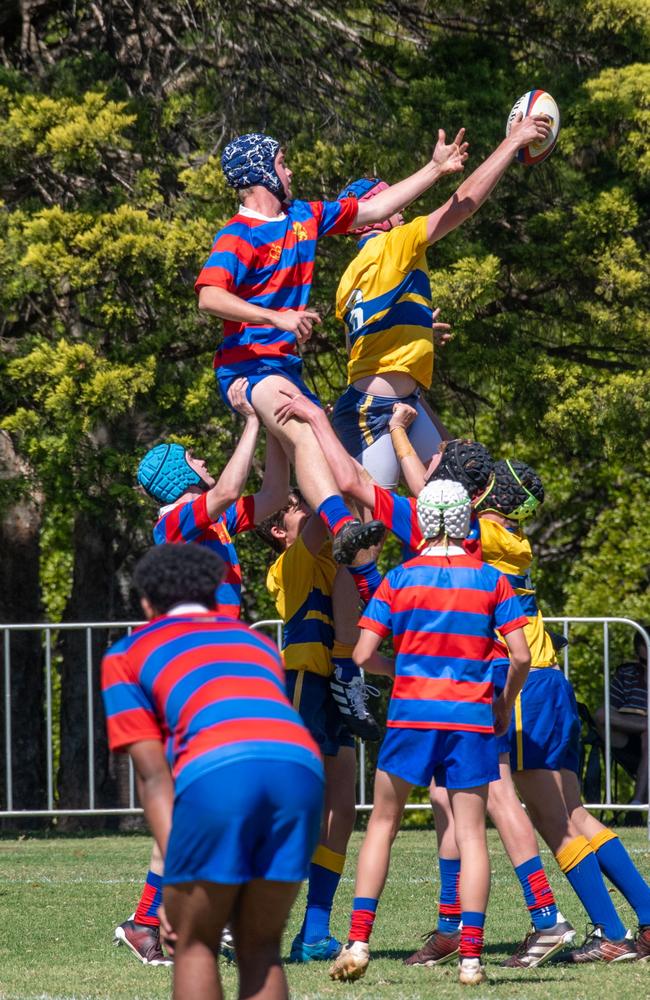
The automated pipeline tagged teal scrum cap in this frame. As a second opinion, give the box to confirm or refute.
[137,443,202,504]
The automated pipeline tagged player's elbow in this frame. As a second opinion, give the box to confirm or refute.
[198,286,222,314]
[352,644,370,671]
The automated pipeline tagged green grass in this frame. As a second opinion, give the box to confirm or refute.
[1,828,650,999]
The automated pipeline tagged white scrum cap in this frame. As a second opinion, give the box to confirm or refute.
[417,479,472,541]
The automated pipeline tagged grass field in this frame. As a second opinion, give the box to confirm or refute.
[1,827,650,999]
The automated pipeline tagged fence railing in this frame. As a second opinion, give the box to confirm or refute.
[1,617,648,835]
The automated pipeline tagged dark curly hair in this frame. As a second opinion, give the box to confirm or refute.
[475,459,544,520]
[426,438,494,500]
[133,544,225,614]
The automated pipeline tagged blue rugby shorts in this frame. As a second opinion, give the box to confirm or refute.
[509,667,580,774]
[164,758,324,886]
[378,725,500,789]
[285,669,355,758]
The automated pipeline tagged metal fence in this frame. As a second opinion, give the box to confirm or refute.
[1,617,649,833]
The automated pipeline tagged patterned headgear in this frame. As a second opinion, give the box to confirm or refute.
[137,443,203,504]
[221,132,284,199]
[417,479,472,540]
[427,439,495,502]
[337,176,392,236]
[475,459,544,522]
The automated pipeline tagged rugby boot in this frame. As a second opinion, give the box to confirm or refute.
[290,932,341,962]
[332,519,385,565]
[404,927,461,966]
[555,924,636,963]
[501,914,575,968]
[329,940,370,981]
[458,956,486,985]
[114,918,172,966]
[330,674,381,741]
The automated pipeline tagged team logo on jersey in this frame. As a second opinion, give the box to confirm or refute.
[292,221,308,241]
[269,243,282,261]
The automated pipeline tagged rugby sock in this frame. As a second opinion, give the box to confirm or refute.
[301,845,346,943]
[348,561,382,604]
[555,835,626,940]
[133,869,163,928]
[332,641,360,682]
[514,855,558,930]
[349,896,378,943]
[438,857,462,933]
[460,911,485,959]
[591,829,650,925]
[316,496,355,536]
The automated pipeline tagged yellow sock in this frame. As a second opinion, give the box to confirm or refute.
[590,828,617,854]
[555,835,593,873]
[312,844,346,875]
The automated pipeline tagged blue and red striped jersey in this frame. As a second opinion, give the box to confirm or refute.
[153,493,255,618]
[194,199,358,375]
[373,486,482,560]
[359,551,527,732]
[102,613,323,796]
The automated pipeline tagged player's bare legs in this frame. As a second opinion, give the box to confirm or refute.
[251,377,343,508]
[513,768,580,854]
[354,769,412,899]
[448,786,490,914]
[252,376,384,562]
[488,756,542,865]
[232,879,302,1000]
[322,747,357,855]
[165,880,239,1000]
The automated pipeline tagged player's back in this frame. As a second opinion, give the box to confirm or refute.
[102,613,322,795]
[336,217,434,388]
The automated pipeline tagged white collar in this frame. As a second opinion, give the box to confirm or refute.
[421,544,466,556]
[166,603,210,616]
[239,205,287,222]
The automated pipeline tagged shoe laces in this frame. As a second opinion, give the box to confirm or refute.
[511,927,536,957]
[347,677,379,718]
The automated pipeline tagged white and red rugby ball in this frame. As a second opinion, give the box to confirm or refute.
[506,89,560,165]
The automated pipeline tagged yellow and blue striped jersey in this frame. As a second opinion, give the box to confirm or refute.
[266,535,337,677]
[336,216,434,388]
[479,517,556,668]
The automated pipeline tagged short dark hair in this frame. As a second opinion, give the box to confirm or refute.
[133,544,225,614]
[256,488,303,554]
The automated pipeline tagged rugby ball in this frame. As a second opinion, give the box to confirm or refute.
[506,90,560,166]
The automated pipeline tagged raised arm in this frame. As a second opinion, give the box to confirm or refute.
[251,432,291,523]
[388,402,429,496]
[425,114,551,245]
[204,379,260,520]
[354,128,468,229]
[274,390,376,512]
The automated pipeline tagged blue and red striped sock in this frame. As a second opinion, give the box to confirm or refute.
[438,857,461,933]
[316,496,355,536]
[349,896,378,943]
[133,870,163,927]
[460,911,485,959]
[515,855,558,930]
[348,561,382,604]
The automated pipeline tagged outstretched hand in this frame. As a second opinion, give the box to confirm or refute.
[508,112,551,150]
[433,128,469,175]
[274,388,322,426]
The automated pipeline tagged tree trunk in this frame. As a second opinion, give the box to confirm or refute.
[57,508,126,829]
[0,432,45,823]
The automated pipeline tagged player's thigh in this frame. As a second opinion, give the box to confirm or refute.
[324,745,357,808]
[231,878,301,953]
[408,400,442,466]
[164,880,240,949]
[371,767,412,832]
[250,374,309,438]
[448,785,488,845]
[358,430,401,489]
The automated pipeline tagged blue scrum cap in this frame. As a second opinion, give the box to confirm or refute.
[137,443,202,504]
[221,132,283,198]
